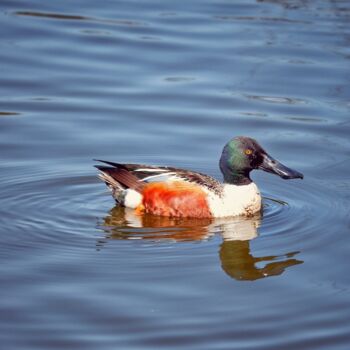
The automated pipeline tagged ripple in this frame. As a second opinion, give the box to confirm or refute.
[0,111,20,116]
[164,76,196,83]
[246,94,307,105]
[0,165,104,255]
[15,11,87,21]
[214,15,310,24]
[15,11,147,28]
[285,116,327,123]
[258,175,348,249]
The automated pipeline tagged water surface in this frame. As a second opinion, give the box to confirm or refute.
[1,0,350,349]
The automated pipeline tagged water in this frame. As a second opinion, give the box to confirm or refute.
[1,0,350,349]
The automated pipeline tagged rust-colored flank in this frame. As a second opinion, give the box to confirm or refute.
[140,181,212,218]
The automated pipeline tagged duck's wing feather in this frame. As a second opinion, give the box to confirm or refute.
[94,160,223,194]
[95,159,144,191]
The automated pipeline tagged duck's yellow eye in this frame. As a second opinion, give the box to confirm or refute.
[245,149,253,155]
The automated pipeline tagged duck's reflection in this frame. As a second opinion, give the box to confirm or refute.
[99,207,303,281]
[220,241,302,281]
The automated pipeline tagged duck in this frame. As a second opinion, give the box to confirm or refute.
[95,136,303,218]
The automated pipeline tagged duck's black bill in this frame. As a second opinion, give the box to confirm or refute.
[258,154,303,180]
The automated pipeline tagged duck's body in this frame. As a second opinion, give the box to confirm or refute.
[96,162,261,218]
[96,136,303,218]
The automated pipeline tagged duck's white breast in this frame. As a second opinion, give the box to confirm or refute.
[205,182,261,217]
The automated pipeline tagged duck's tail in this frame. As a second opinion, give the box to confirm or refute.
[94,160,144,205]
[95,166,125,203]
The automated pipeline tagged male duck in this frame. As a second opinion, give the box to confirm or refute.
[95,136,303,218]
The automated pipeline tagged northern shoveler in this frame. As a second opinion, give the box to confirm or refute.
[95,136,303,218]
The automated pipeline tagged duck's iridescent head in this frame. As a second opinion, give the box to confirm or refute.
[219,136,303,185]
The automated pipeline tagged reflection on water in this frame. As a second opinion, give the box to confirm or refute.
[101,206,214,242]
[100,206,303,281]
[220,241,302,281]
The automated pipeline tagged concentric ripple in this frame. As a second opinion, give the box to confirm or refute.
[258,175,349,250]
[0,163,106,254]
[1,162,344,252]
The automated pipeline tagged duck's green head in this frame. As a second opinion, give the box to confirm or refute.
[219,136,303,185]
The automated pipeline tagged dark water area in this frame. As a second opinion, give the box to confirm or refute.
[1,0,350,349]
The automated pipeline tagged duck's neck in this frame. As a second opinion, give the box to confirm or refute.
[221,167,252,186]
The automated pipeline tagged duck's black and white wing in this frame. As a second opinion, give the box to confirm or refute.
[94,160,223,195]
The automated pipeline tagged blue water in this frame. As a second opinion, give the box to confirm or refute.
[1,0,350,349]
